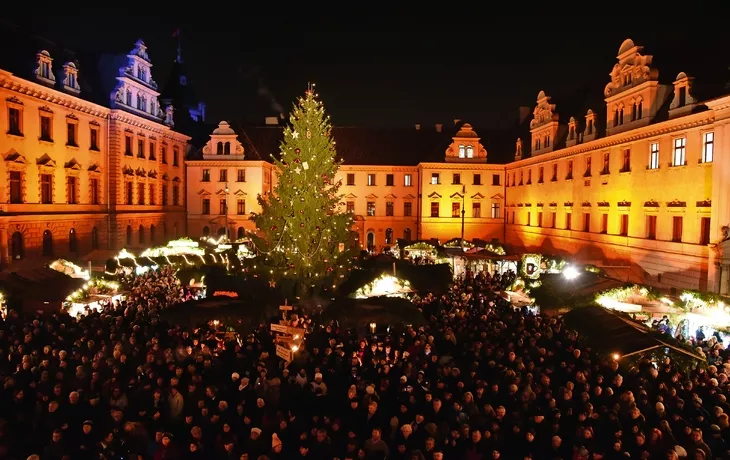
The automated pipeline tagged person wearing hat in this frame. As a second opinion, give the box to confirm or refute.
[270,432,284,458]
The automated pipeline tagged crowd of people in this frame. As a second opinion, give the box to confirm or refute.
[0,265,729,460]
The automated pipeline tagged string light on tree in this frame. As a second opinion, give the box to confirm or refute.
[250,84,354,293]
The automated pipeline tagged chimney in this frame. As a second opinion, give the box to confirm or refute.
[518,106,531,124]
[415,123,421,131]
[453,118,461,125]
[265,116,278,125]
[435,123,443,133]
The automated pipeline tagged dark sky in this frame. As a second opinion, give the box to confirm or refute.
[9,13,730,129]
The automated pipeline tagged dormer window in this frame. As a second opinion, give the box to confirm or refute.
[535,139,541,151]
[587,119,594,135]
[140,95,147,112]
[544,135,550,147]
[126,90,132,106]
[35,50,56,84]
[678,87,686,107]
[61,62,81,94]
[466,145,473,158]
[458,145,465,158]
[217,142,224,155]
[137,66,147,82]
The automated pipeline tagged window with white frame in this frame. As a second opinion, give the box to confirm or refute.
[649,142,659,170]
[466,145,474,158]
[404,174,412,187]
[672,137,686,166]
[458,145,465,158]
[703,132,714,163]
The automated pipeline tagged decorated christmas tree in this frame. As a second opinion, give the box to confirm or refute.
[251,86,354,293]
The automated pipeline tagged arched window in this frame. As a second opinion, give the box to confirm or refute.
[458,145,465,158]
[11,232,24,260]
[203,226,210,237]
[366,231,375,253]
[385,228,393,245]
[217,227,227,237]
[138,225,145,245]
[91,227,99,250]
[224,142,231,155]
[216,141,223,155]
[150,224,156,243]
[637,99,643,119]
[403,228,412,242]
[69,228,78,253]
[43,230,53,256]
[237,227,245,240]
[466,145,474,158]
[126,226,132,246]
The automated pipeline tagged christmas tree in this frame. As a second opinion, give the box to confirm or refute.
[251,86,353,293]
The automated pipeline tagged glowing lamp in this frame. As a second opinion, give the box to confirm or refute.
[291,345,299,352]
[563,265,580,280]
[612,353,620,361]
[369,322,377,334]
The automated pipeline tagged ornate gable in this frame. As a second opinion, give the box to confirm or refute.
[110,39,167,124]
[344,193,357,199]
[428,191,442,200]
[445,123,487,163]
[450,191,464,200]
[64,158,82,170]
[197,189,212,196]
[604,39,657,98]
[365,193,378,200]
[384,193,397,200]
[403,193,416,200]
[233,190,247,197]
[202,121,245,159]
[530,91,560,156]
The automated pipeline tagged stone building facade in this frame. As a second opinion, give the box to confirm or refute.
[0,38,188,268]
[504,39,730,292]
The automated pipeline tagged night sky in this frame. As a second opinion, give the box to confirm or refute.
[7,13,730,129]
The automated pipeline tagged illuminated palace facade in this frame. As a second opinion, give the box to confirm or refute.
[0,38,188,267]
[505,39,730,293]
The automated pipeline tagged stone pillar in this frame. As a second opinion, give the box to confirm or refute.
[0,227,7,269]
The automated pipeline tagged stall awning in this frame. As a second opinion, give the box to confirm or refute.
[563,305,704,361]
[0,268,85,302]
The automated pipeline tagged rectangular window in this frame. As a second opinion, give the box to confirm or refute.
[220,199,227,215]
[567,160,573,180]
[66,122,77,146]
[551,212,556,228]
[125,135,133,155]
[703,132,714,163]
[346,201,355,213]
[583,213,591,232]
[404,202,412,217]
[347,173,355,186]
[452,202,461,218]
[601,213,608,234]
[527,211,531,226]
[472,202,481,218]
[202,169,210,182]
[126,182,133,205]
[430,202,439,217]
[219,169,227,182]
[66,176,77,204]
[527,170,532,184]
[491,174,499,186]
[601,152,610,174]
[551,164,557,182]
[672,216,683,242]
[41,174,53,204]
[137,139,145,158]
[431,173,440,185]
[173,147,179,166]
[620,214,629,236]
[367,201,375,216]
[566,213,572,230]
[486,203,494,218]
[90,178,99,205]
[162,184,168,206]
[40,115,52,141]
[474,174,482,186]
[649,142,659,169]
[700,217,711,245]
[621,148,630,172]
[237,169,246,182]
[8,107,21,135]
[386,174,394,186]
[137,183,145,205]
[385,201,394,216]
[646,215,657,240]
[90,127,99,150]
[202,199,210,214]
[673,137,686,166]
[452,173,461,185]
[584,156,592,177]
[538,167,544,183]
[149,142,156,160]
[149,184,156,205]
[404,174,412,187]
[173,185,180,205]
[537,212,543,227]
[237,199,246,215]
[9,171,22,203]
[367,174,376,186]
[161,146,167,164]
